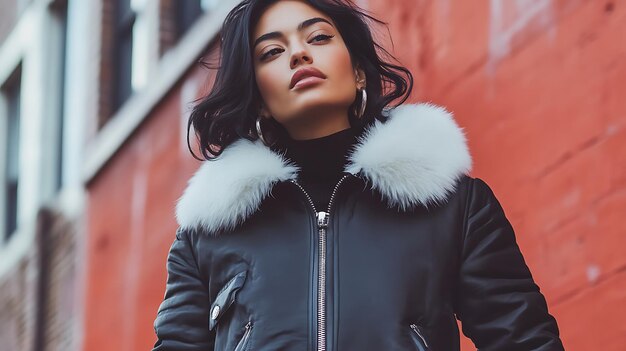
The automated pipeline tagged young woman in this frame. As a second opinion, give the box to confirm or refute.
[152,0,565,350]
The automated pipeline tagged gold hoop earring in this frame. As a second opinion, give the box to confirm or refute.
[256,115,271,147]
[356,88,367,119]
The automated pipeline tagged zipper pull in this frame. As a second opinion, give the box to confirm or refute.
[317,211,329,228]
[410,324,429,348]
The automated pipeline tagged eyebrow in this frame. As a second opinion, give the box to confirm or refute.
[253,17,333,48]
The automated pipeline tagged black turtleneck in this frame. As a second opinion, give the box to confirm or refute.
[280,127,359,212]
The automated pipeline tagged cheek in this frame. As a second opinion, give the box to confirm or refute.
[323,46,356,92]
[255,64,286,102]
[321,46,354,75]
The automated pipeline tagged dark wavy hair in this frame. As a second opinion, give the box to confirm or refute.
[187,0,413,160]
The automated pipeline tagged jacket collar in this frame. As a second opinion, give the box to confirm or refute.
[175,102,473,235]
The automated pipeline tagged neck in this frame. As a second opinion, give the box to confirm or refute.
[282,127,358,182]
[282,107,351,140]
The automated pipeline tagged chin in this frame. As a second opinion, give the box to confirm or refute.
[288,102,337,118]
[291,91,352,111]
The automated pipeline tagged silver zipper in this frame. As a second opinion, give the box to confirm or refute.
[290,174,351,351]
[234,321,252,351]
[316,210,328,351]
[410,323,429,349]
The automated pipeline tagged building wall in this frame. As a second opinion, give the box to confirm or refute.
[0,208,77,351]
[367,0,626,349]
[0,0,77,350]
[80,0,230,349]
[83,61,216,350]
[0,248,38,351]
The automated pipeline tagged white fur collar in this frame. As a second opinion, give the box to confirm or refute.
[175,102,472,235]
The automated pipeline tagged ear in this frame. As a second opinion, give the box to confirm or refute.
[354,65,366,89]
[259,103,271,119]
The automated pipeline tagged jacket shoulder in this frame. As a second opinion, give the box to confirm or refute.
[443,173,475,207]
[462,176,508,218]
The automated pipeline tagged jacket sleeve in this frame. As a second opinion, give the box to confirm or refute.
[453,177,564,350]
[152,228,214,350]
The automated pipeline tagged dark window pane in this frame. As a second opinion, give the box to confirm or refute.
[116,0,133,24]
[176,0,203,39]
[52,1,68,192]
[112,0,135,112]
[4,68,21,242]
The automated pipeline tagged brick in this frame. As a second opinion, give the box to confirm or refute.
[551,268,626,351]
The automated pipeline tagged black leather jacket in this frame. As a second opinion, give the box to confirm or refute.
[152,103,564,351]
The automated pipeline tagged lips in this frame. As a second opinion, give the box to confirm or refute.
[290,67,326,89]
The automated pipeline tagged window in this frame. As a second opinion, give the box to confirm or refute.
[2,67,22,243]
[159,0,220,56]
[176,0,203,40]
[176,0,221,40]
[112,0,135,113]
[51,0,68,193]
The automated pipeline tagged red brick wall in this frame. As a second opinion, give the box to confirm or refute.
[39,209,78,351]
[367,0,626,349]
[0,254,37,351]
[0,209,77,351]
[83,49,218,350]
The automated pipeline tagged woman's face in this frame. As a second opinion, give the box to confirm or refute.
[252,0,365,139]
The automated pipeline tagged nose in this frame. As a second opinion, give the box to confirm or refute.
[290,45,312,69]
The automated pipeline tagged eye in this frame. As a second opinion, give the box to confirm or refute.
[258,34,334,61]
[260,47,284,61]
[309,34,334,43]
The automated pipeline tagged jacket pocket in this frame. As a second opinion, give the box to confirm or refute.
[234,321,253,351]
[409,324,430,351]
[208,270,247,331]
